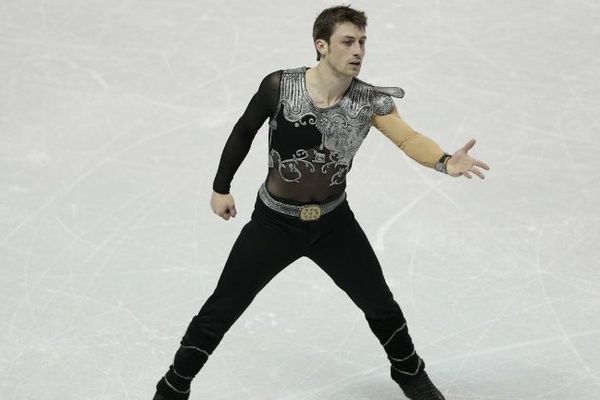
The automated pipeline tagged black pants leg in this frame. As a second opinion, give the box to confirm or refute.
[302,202,425,385]
[155,196,307,399]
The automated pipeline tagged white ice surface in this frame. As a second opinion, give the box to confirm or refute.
[1,1,599,399]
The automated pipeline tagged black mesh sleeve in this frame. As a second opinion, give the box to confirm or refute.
[212,70,282,194]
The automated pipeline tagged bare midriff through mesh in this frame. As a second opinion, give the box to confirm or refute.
[265,160,347,205]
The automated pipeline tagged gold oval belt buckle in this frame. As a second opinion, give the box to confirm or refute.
[300,204,321,221]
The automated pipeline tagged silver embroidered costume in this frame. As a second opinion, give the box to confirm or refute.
[267,66,404,188]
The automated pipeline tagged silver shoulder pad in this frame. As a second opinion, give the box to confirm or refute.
[373,86,405,98]
[372,86,405,115]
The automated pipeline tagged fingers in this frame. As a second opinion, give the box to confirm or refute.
[462,141,490,172]
[222,206,236,220]
[471,167,485,179]
[463,165,485,179]
[474,159,490,170]
[219,210,233,220]
[462,138,476,152]
[212,206,237,220]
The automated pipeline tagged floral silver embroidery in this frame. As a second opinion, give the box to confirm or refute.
[270,148,316,183]
[269,66,404,186]
[321,150,348,186]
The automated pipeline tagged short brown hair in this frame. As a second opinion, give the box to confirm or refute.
[312,5,368,61]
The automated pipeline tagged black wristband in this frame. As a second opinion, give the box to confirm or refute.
[435,153,452,174]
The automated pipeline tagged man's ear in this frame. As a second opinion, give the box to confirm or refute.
[315,39,328,58]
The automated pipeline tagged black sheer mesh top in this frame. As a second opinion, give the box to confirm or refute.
[212,66,402,205]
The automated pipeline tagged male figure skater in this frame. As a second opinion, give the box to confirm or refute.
[153,5,489,400]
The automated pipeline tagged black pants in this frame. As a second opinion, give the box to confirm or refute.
[156,192,425,399]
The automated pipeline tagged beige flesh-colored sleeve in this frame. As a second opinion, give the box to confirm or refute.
[371,106,445,169]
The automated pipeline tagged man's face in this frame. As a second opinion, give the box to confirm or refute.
[319,22,366,77]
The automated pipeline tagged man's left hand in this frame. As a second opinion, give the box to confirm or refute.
[446,139,490,179]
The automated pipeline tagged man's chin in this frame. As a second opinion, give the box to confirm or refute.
[342,67,360,77]
[348,65,361,75]
[331,65,360,78]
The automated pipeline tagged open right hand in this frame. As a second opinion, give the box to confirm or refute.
[210,191,237,220]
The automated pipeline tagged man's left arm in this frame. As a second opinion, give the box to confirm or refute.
[371,106,490,179]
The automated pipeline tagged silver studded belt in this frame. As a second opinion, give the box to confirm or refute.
[258,182,346,221]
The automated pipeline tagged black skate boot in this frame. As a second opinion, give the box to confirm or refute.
[152,391,171,400]
[394,369,445,400]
